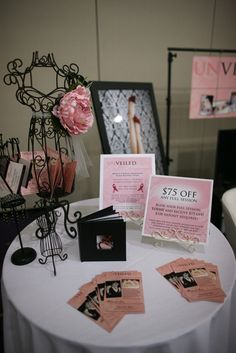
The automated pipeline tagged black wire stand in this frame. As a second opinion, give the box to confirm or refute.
[3,51,88,274]
[0,194,37,266]
[36,208,67,276]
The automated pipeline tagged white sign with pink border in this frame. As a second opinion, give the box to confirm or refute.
[99,154,155,221]
[142,175,213,247]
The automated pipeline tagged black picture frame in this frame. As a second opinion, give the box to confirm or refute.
[77,206,126,262]
[78,220,126,262]
[90,81,167,175]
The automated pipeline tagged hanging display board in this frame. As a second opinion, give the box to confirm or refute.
[189,56,236,119]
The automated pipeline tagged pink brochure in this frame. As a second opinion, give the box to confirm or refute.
[99,154,155,219]
[142,175,213,244]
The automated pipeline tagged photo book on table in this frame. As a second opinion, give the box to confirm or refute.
[77,206,126,262]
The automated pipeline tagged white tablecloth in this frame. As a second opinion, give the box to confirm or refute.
[2,198,236,353]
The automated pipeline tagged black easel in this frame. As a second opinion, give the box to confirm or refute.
[166,47,236,174]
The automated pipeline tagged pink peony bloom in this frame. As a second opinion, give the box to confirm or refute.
[52,85,94,135]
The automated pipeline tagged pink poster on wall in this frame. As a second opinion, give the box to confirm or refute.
[142,175,213,245]
[99,154,155,219]
[189,56,236,119]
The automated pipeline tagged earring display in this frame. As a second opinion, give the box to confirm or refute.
[0,193,37,266]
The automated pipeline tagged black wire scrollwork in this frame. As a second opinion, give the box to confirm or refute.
[3,52,91,113]
[3,52,86,274]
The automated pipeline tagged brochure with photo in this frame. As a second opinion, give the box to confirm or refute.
[156,258,226,303]
[99,154,155,220]
[142,175,213,245]
[79,278,124,330]
[102,271,145,313]
[68,270,145,332]
[77,206,126,262]
[68,290,115,332]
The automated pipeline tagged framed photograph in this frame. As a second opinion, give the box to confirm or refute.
[90,81,167,175]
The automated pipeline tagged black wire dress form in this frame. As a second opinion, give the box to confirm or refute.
[3,52,84,274]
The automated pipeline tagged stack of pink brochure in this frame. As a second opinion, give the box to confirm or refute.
[156,258,226,303]
[68,271,145,332]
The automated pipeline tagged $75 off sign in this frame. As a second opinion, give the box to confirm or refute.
[142,175,213,244]
[161,187,197,202]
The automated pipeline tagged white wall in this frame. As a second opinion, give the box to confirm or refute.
[0,0,236,205]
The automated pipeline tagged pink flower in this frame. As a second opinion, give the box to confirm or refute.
[52,85,94,135]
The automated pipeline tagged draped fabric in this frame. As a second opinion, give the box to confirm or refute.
[2,199,236,353]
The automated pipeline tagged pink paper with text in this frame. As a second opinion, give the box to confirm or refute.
[100,154,155,219]
[142,175,213,244]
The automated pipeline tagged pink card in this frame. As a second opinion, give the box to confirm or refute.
[99,154,155,219]
[190,56,236,119]
[142,175,213,244]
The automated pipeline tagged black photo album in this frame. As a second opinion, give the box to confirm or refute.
[77,206,126,262]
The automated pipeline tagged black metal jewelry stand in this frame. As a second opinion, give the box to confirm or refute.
[166,47,236,175]
[0,194,37,266]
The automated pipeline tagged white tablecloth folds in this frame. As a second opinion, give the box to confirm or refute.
[2,198,236,353]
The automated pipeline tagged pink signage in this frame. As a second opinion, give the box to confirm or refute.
[142,175,213,244]
[99,154,155,219]
[189,56,236,119]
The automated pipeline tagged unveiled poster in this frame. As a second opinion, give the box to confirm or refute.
[99,154,155,219]
[190,56,236,119]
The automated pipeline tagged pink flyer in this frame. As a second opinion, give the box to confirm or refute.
[142,175,213,244]
[99,154,155,219]
[189,56,236,119]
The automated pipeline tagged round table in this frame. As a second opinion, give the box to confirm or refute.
[2,198,236,353]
